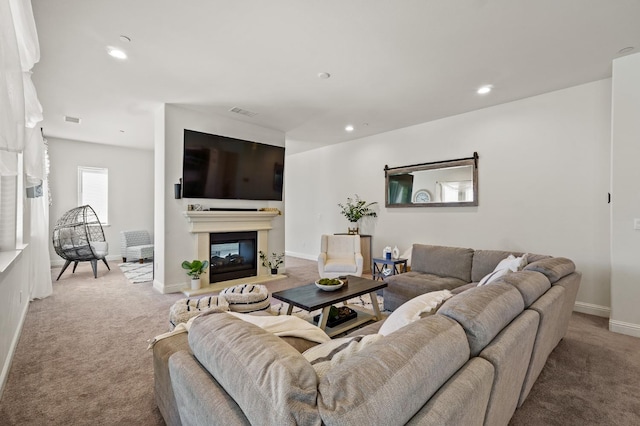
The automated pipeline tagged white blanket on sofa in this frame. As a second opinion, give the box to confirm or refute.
[228,311,331,344]
[148,311,331,349]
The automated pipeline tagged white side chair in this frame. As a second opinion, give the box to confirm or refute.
[120,230,154,263]
[317,234,364,279]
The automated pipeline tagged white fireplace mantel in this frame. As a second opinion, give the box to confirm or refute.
[183,210,280,233]
[181,210,281,295]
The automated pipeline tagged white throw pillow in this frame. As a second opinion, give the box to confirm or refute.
[302,334,382,379]
[477,267,512,286]
[477,254,528,286]
[378,290,453,336]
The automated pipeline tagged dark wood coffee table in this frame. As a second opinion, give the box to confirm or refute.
[271,275,387,337]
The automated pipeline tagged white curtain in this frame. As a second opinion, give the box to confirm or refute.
[26,128,52,299]
[1,0,51,298]
[0,0,25,152]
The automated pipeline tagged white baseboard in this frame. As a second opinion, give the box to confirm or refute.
[0,299,29,399]
[573,301,610,318]
[153,279,185,294]
[609,319,640,338]
[285,251,316,261]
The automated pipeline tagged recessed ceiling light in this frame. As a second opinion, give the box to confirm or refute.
[618,46,635,54]
[345,125,354,132]
[477,85,493,95]
[119,35,131,43]
[106,46,127,59]
[318,72,331,79]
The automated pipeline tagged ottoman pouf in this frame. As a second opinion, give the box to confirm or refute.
[169,296,229,330]
[219,284,270,313]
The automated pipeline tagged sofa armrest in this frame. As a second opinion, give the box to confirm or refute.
[317,253,327,276]
[169,351,250,426]
[355,252,364,276]
[523,257,575,284]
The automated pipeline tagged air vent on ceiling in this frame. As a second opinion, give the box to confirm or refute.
[228,107,258,118]
[64,115,81,124]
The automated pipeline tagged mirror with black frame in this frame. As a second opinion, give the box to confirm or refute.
[384,152,478,207]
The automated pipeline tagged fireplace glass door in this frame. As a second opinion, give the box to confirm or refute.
[209,231,257,283]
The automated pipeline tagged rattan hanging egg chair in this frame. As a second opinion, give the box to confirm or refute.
[52,205,110,280]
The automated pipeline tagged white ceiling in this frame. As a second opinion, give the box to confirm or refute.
[31,0,640,154]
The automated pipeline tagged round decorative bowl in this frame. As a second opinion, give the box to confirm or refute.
[315,279,344,291]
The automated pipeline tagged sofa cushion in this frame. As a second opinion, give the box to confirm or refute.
[317,315,470,426]
[411,244,474,282]
[406,357,494,426]
[383,272,467,311]
[494,271,551,308]
[188,312,320,426]
[524,257,576,284]
[471,250,520,282]
[378,290,453,336]
[471,250,549,282]
[437,283,525,356]
[302,334,383,379]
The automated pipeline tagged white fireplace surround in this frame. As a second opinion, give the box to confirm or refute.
[182,210,281,294]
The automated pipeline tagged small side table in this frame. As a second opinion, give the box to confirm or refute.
[372,257,408,281]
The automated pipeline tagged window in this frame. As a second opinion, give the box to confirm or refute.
[0,151,19,251]
[78,167,108,224]
[438,180,474,202]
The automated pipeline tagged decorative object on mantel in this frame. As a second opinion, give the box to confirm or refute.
[258,207,282,215]
[187,204,203,211]
[259,251,284,275]
[338,194,377,235]
[181,259,209,290]
[174,178,182,199]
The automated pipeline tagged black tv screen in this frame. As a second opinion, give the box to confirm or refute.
[182,129,285,201]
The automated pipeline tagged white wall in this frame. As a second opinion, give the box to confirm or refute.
[154,105,285,293]
[610,52,640,337]
[47,138,154,265]
[286,79,612,314]
[0,245,30,397]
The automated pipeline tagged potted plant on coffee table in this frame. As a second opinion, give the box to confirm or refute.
[338,194,378,234]
[181,259,209,290]
[259,251,284,275]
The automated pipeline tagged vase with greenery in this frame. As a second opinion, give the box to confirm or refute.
[181,259,209,290]
[259,251,284,275]
[338,194,377,234]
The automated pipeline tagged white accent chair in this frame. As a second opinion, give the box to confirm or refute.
[120,230,154,263]
[317,234,364,279]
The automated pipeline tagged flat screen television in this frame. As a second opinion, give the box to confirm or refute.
[182,129,285,201]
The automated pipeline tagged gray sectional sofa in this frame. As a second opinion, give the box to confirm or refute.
[153,244,581,426]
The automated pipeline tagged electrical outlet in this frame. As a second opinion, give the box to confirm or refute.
[634,219,640,230]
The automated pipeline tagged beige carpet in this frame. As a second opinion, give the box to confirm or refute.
[0,257,639,425]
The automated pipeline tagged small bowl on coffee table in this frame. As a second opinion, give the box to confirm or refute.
[315,279,344,291]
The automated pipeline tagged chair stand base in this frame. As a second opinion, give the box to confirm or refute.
[56,258,110,280]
